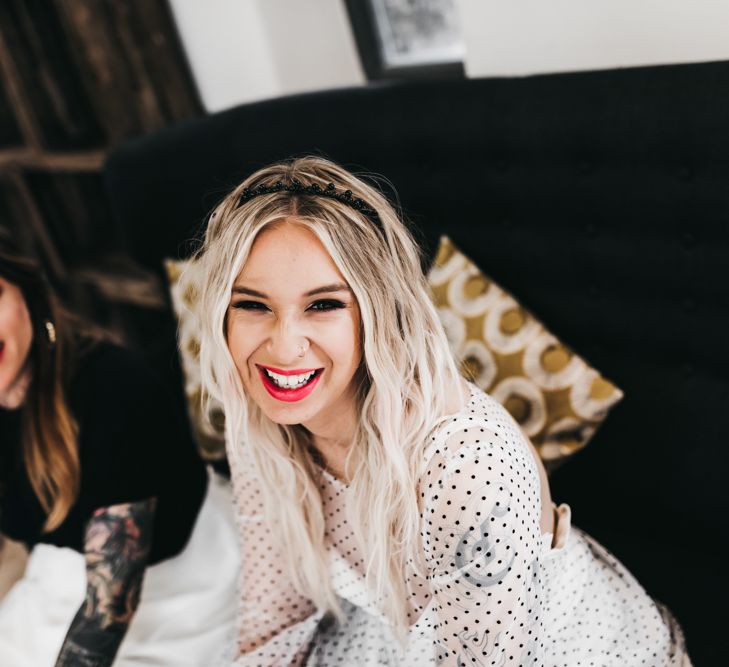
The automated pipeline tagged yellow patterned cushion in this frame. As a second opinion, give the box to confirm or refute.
[427,236,623,473]
[164,258,226,462]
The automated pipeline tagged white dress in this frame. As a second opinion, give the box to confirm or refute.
[228,382,693,666]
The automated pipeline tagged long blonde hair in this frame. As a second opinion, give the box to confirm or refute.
[195,156,461,635]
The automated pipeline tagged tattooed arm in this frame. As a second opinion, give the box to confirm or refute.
[55,498,156,667]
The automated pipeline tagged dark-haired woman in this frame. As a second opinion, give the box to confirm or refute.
[0,233,237,666]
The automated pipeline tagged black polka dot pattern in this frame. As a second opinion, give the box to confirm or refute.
[225,383,692,666]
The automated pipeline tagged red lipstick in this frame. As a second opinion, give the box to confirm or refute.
[257,365,323,403]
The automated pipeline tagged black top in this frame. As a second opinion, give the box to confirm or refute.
[0,341,207,565]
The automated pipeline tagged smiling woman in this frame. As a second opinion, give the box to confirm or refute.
[227,222,362,453]
[193,157,463,652]
[0,231,237,667]
[195,156,691,666]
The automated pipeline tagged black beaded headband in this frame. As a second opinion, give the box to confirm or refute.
[237,178,384,233]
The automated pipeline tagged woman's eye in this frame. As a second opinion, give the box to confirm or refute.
[231,300,268,311]
[308,300,345,312]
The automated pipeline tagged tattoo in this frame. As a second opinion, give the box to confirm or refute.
[453,482,516,589]
[55,497,156,667]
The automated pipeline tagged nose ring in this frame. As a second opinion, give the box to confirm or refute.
[298,341,308,358]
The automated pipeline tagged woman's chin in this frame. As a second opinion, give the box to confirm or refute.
[0,367,31,409]
[0,389,25,409]
[260,398,311,425]
[267,413,303,426]
[244,389,306,426]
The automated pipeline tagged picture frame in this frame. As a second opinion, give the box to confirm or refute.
[344,0,465,80]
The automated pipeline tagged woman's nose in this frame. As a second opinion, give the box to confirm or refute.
[266,316,308,364]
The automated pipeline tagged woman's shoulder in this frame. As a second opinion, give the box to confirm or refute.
[75,338,148,374]
[418,383,544,534]
[431,382,525,445]
[68,339,180,442]
[68,340,206,549]
[71,340,164,400]
[422,381,536,478]
[69,339,201,473]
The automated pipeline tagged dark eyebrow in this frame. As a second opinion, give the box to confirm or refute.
[231,283,351,298]
[303,283,352,297]
[230,286,267,298]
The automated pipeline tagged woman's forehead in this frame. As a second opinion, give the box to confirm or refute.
[234,223,349,294]
[240,223,342,279]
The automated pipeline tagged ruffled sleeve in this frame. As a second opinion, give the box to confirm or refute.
[419,420,545,665]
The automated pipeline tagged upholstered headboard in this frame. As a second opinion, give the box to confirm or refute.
[105,59,729,664]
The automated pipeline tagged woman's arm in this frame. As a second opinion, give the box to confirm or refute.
[54,497,156,667]
[420,425,545,666]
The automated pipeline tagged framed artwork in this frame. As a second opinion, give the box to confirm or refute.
[345,0,465,79]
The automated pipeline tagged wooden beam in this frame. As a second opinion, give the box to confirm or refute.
[0,147,106,172]
[72,264,166,309]
[0,14,43,147]
[6,172,68,281]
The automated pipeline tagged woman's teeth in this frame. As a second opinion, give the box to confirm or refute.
[264,369,317,389]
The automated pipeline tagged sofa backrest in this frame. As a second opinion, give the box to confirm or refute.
[104,60,729,558]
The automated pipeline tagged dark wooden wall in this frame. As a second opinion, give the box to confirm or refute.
[0,0,202,342]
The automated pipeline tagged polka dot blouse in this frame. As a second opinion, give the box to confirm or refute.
[227,382,692,666]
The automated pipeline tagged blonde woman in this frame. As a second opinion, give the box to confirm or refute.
[197,156,692,666]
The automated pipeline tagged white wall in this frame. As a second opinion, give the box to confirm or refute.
[457,0,729,77]
[169,0,365,112]
[171,0,729,111]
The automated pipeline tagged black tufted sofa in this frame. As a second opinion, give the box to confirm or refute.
[105,60,729,666]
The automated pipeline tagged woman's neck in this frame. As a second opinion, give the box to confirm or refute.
[306,378,472,484]
[309,431,353,483]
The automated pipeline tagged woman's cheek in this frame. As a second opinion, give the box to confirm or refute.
[231,320,267,366]
[227,319,250,366]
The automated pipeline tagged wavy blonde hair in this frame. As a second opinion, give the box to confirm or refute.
[195,156,462,636]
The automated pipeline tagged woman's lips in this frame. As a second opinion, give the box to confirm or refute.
[257,366,323,403]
